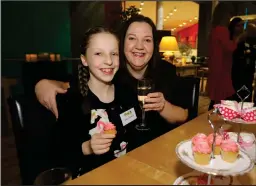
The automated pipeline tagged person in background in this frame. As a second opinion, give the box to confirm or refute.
[230,18,256,102]
[207,3,246,110]
[54,27,131,177]
[36,15,188,150]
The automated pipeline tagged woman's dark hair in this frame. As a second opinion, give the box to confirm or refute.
[79,27,118,96]
[228,17,243,40]
[119,15,161,78]
[211,2,234,28]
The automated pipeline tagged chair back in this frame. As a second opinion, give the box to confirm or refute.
[8,95,57,184]
[173,76,200,121]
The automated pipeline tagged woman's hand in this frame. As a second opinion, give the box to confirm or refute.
[35,79,70,118]
[143,92,166,112]
[89,133,116,155]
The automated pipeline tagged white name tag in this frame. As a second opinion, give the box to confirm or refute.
[120,108,137,126]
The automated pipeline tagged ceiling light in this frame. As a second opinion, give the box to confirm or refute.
[194,16,198,20]
[183,22,186,25]
[164,19,166,22]
[167,16,170,19]
[171,29,174,31]
[139,7,142,10]
[179,24,183,27]
[140,2,144,5]
[169,12,173,16]
[139,12,141,14]
[189,20,192,22]
[174,28,176,30]
[174,7,177,12]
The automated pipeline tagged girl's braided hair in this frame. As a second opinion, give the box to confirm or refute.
[78,26,118,97]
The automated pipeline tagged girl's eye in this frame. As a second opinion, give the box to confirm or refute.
[95,52,101,56]
[112,52,119,56]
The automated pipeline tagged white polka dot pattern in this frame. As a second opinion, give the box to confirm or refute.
[214,105,256,122]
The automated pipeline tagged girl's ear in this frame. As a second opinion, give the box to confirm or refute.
[80,55,88,66]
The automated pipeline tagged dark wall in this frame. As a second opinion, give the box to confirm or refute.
[2,1,71,77]
[69,1,105,76]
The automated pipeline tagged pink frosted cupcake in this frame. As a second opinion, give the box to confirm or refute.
[193,141,212,165]
[192,133,208,146]
[221,139,239,163]
[103,122,117,135]
[207,133,223,155]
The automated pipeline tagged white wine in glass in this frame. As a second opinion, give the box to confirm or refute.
[136,79,152,131]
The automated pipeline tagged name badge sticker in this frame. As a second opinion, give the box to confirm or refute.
[120,108,137,126]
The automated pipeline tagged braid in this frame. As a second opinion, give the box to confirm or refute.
[78,63,89,97]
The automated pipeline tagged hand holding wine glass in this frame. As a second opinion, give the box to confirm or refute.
[143,92,166,112]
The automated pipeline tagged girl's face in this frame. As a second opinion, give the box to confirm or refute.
[124,22,154,72]
[81,33,119,84]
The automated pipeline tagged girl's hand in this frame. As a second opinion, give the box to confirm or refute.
[90,133,116,155]
[143,92,166,112]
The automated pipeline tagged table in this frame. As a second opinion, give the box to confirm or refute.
[66,111,256,185]
[175,64,200,77]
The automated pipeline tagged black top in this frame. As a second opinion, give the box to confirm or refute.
[113,59,182,150]
[52,60,184,165]
[53,84,134,178]
[232,37,256,93]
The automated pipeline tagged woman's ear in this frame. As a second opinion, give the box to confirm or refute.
[80,55,88,67]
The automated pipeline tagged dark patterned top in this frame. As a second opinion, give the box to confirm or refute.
[53,84,134,178]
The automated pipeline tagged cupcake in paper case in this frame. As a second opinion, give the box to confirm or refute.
[220,139,239,163]
[193,141,212,165]
[191,133,208,146]
[103,122,117,135]
[207,133,223,155]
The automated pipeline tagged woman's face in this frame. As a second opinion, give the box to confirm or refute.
[124,22,154,72]
[234,21,244,35]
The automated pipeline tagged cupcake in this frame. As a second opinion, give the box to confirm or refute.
[192,133,208,146]
[103,122,117,135]
[207,133,223,155]
[193,141,212,165]
[220,139,239,163]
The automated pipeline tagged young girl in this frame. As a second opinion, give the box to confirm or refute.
[53,27,136,178]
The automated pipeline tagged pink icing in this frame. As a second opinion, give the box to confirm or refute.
[207,133,223,145]
[221,140,238,152]
[192,141,212,154]
[192,133,207,144]
[104,122,116,131]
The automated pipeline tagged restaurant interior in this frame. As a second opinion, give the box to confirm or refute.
[1,1,256,185]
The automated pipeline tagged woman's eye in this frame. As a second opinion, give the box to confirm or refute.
[145,39,152,43]
[128,37,135,41]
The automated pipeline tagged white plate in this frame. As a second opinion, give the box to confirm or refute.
[173,170,241,185]
[176,140,254,176]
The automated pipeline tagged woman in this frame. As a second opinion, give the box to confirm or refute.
[207,3,246,110]
[36,15,188,149]
[231,19,256,102]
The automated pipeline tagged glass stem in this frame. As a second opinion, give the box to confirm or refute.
[141,108,146,127]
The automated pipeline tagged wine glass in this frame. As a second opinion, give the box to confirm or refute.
[136,78,152,131]
[34,167,72,185]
